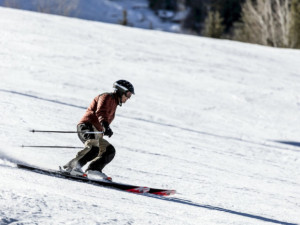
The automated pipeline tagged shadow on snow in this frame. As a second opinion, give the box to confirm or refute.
[145,194,298,225]
[274,140,300,148]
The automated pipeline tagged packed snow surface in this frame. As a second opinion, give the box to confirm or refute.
[1,7,300,225]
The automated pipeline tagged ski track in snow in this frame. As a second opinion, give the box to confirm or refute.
[1,7,300,225]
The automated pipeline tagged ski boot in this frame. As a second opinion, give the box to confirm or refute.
[86,170,112,182]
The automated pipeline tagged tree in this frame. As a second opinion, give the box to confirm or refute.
[234,0,292,47]
[289,0,300,48]
[211,0,245,33]
[182,0,209,34]
[203,10,224,38]
[181,0,244,35]
[148,0,177,11]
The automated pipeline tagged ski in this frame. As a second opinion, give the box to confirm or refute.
[16,163,176,196]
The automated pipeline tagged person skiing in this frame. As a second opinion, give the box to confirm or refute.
[63,80,134,180]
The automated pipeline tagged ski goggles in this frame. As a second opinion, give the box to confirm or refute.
[125,91,132,99]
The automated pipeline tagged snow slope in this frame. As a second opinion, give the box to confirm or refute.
[1,7,300,225]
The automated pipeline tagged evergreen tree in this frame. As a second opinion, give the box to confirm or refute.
[182,0,209,34]
[148,0,177,11]
[203,10,224,38]
[209,0,244,33]
[289,0,300,48]
[182,0,244,35]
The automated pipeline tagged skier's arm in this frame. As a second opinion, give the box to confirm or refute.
[94,94,108,130]
[95,94,113,136]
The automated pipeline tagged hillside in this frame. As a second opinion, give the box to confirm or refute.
[0,7,300,225]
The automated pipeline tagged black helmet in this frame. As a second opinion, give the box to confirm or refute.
[113,80,135,95]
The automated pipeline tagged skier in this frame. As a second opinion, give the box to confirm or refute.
[63,80,135,180]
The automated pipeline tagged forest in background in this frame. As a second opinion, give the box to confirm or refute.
[149,0,300,49]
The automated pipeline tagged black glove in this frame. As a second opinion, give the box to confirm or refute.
[102,121,113,138]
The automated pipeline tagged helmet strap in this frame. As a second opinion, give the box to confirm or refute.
[118,95,122,107]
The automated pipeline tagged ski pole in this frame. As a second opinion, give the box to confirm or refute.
[21,145,82,149]
[30,129,103,134]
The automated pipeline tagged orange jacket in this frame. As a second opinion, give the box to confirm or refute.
[78,93,119,131]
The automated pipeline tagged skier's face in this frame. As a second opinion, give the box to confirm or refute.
[121,91,132,103]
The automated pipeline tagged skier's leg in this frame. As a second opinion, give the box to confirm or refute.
[63,123,100,170]
[75,140,99,166]
[86,138,115,172]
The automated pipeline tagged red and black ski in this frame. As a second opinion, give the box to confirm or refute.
[16,163,175,196]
